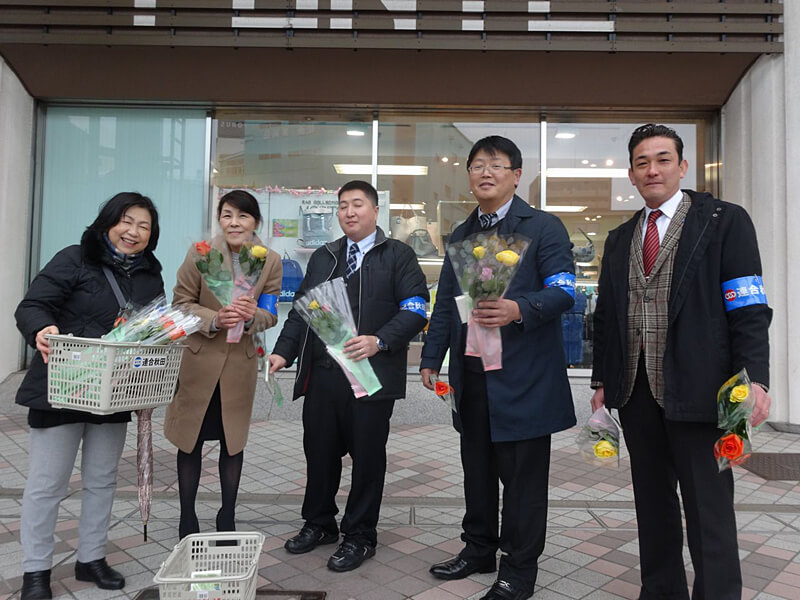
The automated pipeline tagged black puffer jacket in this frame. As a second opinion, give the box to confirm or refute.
[15,229,164,426]
[273,227,429,402]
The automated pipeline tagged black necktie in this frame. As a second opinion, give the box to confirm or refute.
[345,243,359,278]
[479,212,497,230]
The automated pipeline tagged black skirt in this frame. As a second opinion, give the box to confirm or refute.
[197,382,223,442]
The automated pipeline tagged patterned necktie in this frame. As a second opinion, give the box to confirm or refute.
[479,212,497,230]
[642,209,663,277]
[345,243,359,278]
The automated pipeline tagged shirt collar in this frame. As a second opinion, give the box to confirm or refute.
[646,189,683,220]
[346,229,377,255]
[478,196,514,221]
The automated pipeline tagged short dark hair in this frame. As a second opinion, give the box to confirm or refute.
[87,192,160,252]
[338,180,379,207]
[628,124,684,165]
[217,190,262,225]
[466,136,523,170]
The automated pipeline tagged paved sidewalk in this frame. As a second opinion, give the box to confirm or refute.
[0,376,799,599]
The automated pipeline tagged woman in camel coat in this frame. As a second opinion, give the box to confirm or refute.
[165,190,282,538]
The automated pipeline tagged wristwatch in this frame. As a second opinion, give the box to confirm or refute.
[376,337,389,352]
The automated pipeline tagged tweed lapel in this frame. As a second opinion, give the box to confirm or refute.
[629,210,648,287]
[647,194,691,280]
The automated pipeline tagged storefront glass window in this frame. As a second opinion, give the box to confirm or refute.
[537,122,698,369]
[40,107,207,297]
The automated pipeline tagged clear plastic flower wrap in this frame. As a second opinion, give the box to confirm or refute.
[293,277,382,398]
[446,232,530,371]
[714,368,756,471]
[576,407,622,467]
[193,239,269,343]
[102,295,201,344]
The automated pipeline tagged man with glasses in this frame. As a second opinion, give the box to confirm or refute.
[591,124,772,598]
[421,136,576,600]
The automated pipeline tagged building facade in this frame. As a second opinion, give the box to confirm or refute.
[1,0,797,426]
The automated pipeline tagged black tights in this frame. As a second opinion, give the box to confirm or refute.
[177,436,244,539]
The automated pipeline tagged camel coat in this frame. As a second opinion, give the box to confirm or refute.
[164,236,282,454]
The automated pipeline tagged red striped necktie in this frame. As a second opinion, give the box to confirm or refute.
[643,209,663,277]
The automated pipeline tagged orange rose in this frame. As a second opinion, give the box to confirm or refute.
[435,381,453,397]
[195,240,211,256]
[714,433,744,461]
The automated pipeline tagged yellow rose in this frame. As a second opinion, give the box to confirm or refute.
[473,246,486,259]
[250,245,268,259]
[308,300,321,310]
[495,250,520,266]
[730,384,749,403]
[593,440,617,458]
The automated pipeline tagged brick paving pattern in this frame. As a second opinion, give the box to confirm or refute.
[0,407,798,599]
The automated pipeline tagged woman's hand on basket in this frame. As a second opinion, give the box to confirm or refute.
[35,325,59,364]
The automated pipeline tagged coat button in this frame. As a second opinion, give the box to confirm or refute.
[643,295,651,302]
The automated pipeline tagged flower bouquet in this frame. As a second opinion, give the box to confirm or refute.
[103,295,202,345]
[194,239,269,343]
[293,278,382,398]
[446,232,530,371]
[430,374,456,413]
[714,369,756,471]
[576,407,622,467]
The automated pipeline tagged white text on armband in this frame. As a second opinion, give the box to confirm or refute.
[400,296,427,317]
[722,275,767,311]
[544,272,576,298]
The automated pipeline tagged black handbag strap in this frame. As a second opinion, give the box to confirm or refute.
[102,266,128,310]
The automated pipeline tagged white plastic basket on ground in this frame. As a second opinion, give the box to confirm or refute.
[154,532,266,600]
[46,334,185,415]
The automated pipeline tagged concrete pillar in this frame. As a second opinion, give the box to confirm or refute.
[0,57,34,381]
[722,5,799,428]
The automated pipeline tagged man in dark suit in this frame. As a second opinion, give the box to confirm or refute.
[269,180,428,572]
[421,136,576,600]
[591,124,772,599]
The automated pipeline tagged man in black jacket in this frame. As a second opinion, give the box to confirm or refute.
[268,180,428,572]
[591,124,772,599]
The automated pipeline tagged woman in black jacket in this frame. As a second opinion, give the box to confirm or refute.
[15,193,164,600]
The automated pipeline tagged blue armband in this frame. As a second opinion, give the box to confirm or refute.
[722,275,767,311]
[257,293,278,316]
[544,272,576,298]
[400,296,427,318]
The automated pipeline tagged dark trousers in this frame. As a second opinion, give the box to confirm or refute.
[458,369,551,592]
[619,357,741,600]
[301,363,395,547]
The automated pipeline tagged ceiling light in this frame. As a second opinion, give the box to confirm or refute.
[590,163,597,168]
[334,164,428,176]
[581,159,589,165]
[575,262,594,267]
[628,195,635,199]
[543,205,588,213]
[441,156,449,163]
[605,159,614,166]
[390,203,426,210]
[453,162,460,166]
[555,132,576,140]
[596,215,602,219]
[546,168,629,178]
[616,196,623,202]
[584,217,591,221]
[346,129,366,137]
[587,232,597,236]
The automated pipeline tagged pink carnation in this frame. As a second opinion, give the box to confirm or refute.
[480,267,494,281]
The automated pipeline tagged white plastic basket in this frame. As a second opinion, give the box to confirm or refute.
[46,334,184,415]
[154,532,265,600]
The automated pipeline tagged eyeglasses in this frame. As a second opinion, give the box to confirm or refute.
[467,163,515,175]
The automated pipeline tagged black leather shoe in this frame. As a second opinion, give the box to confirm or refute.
[480,579,533,600]
[75,558,125,590]
[327,540,376,572]
[21,570,52,600]
[430,556,496,580]
[284,524,338,554]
